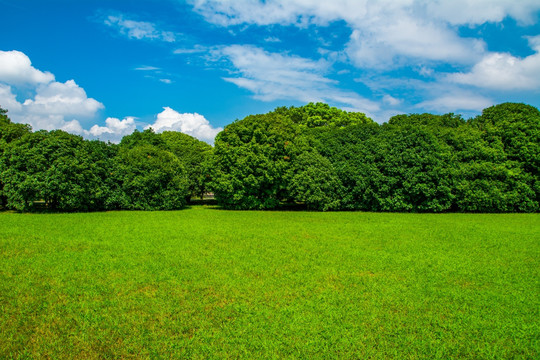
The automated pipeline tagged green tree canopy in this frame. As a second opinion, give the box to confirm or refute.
[114,144,189,210]
[160,131,213,200]
[213,112,300,209]
[1,102,538,213]
[1,130,115,211]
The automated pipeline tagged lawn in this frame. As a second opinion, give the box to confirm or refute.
[0,207,539,359]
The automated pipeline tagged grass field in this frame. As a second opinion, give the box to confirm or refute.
[0,207,539,359]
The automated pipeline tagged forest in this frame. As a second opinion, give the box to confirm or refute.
[0,102,538,212]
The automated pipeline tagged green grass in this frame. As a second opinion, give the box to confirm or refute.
[0,207,539,359]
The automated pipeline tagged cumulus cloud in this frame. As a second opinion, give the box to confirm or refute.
[85,117,137,142]
[146,107,222,143]
[0,50,223,143]
[60,119,85,134]
[0,50,54,85]
[22,80,103,117]
[448,36,540,91]
[0,84,23,112]
[215,45,378,112]
[104,14,176,42]
[1,80,104,132]
[0,50,104,134]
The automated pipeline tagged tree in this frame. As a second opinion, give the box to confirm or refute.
[114,144,189,210]
[82,140,121,211]
[0,106,32,207]
[120,129,214,202]
[310,123,381,210]
[119,128,166,149]
[286,150,343,211]
[213,112,299,209]
[449,118,538,212]
[280,102,372,128]
[1,130,112,211]
[471,103,540,205]
[160,131,213,200]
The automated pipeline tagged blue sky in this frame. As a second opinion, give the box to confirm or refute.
[1,0,539,142]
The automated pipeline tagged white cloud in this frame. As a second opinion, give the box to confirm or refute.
[104,14,176,42]
[146,107,222,143]
[0,84,22,112]
[383,95,402,106]
[133,65,175,84]
[189,0,539,70]
[190,0,540,28]
[424,0,540,26]
[22,80,103,117]
[346,19,485,69]
[0,50,54,85]
[135,66,160,71]
[189,0,354,27]
[0,50,220,143]
[61,119,85,134]
[417,93,493,112]
[0,50,104,134]
[215,45,378,112]
[264,36,281,43]
[448,36,540,91]
[87,117,137,142]
[173,45,208,54]
[2,79,104,132]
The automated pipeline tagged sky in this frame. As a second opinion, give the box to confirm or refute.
[1,0,539,143]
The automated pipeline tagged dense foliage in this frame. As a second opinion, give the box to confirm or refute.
[0,109,212,211]
[213,102,539,212]
[0,102,538,212]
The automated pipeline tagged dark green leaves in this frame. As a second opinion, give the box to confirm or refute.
[213,103,539,212]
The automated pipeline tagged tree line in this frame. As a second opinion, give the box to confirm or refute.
[1,102,538,212]
[0,106,212,211]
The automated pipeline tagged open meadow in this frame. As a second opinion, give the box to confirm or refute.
[0,207,539,359]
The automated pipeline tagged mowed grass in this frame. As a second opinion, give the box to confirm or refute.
[0,207,538,359]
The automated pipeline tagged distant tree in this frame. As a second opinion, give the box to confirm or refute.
[1,130,112,211]
[160,131,213,200]
[369,125,455,212]
[0,106,32,207]
[387,113,465,129]
[450,119,538,212]
[1,102,538,213]
[0,107,32,144]
[471,103,539,197]
[286,149,343,211]
[119,129,214,201]
[280,102,372,128]
[119,128,165,149]
[114,144,189,210]
[82,140,121,211]
[310,123,380,210]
